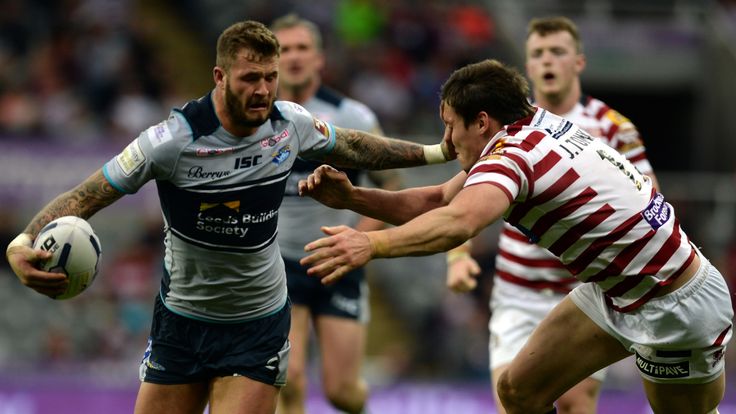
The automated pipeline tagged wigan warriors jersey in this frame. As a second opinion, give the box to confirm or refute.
[103,92,336,322]
[495,96,655,294]
[278,86,381,260]
[467,108,694,312]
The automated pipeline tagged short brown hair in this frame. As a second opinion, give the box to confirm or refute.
[270,13,323,51]
[440,59,534,127]
[527,16,583,53]
[216,20,280,71]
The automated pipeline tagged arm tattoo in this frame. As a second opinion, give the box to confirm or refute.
[323,128,427,170]
[24,169,124,237]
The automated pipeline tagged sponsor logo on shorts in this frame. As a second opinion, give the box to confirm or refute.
[331,294,360,317]
[265,356,279,371]
[635,352,689,378]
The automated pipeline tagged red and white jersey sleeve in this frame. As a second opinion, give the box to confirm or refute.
[493,96,656,295]
[467,108,693,312]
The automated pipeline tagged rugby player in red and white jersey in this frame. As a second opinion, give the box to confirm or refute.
[444,16,661,414]
[298,59,733,414]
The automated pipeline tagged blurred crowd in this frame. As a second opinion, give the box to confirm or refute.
[0,0,734,390]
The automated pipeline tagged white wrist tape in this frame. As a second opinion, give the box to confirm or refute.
[423,144,447,164]
[6,233,32,256]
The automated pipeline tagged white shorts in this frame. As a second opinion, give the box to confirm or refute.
[489,278,607,382]
[570,254,734,384]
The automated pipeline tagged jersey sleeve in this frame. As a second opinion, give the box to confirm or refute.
[102,112,189,194]
[276,101,336,159]
[464,138,529,204]
[601,108,653,175]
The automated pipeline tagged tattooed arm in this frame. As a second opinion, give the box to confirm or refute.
[24,169,124,237]
[319,127,454,170]
[6,169,123,297]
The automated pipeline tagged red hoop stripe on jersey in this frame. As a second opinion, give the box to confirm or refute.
[496,269,575,293]
[502,227,533,243]
[520,131,546,151]
[567,211,643,275]
[605,250,695,313]
[588,229,655,284]
[533,151,562,181]
[497,249,568,268]
[548,203,616,257]
[531,187,598,237]
[505,113,537,136]
[595,106,609,120]
[507,167,580,224]
[638,221,685,277]
[468,163,521,191]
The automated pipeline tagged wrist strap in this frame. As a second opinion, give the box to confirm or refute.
[6,233,32,256]
[423,144,447,164]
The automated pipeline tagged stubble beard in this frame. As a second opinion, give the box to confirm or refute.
[224,83,273,129]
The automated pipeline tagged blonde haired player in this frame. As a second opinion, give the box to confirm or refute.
[446,16,660,414]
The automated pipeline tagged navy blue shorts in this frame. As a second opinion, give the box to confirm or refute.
[139,295,291,386]
[284,258,369,322]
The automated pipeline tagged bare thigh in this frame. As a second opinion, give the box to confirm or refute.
[134,382,209,414]
[315,315,366,388]
[642,372,725,414]
[208,375,280,414]
[285,305,313,379]
[503,296,630,405]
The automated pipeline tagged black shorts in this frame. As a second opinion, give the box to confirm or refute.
[139,295,291,386]
[284,258,369,322]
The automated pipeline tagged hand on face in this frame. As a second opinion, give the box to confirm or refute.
[300,225,373,285]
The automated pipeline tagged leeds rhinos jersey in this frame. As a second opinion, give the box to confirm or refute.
[102,93,336,322]
[278,86,381,260]
[467,108,694,312]
[495,96,655,293]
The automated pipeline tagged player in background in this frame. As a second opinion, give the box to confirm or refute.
[4,20,453,414]
[271,14,400,414]
[444,16,661,414]
[298,59,733,414]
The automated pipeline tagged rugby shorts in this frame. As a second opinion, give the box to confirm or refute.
[489,278,607,381]
[570,253,733,384]
[139,295,291,386]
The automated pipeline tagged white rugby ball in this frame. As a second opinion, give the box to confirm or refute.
[33,216,102,300]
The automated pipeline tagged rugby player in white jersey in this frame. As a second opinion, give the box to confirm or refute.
[271,14,400,414]
[298,59,733,414]
[4,20,453,414]
[444,16,661,414]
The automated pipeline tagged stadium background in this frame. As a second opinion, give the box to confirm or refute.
[0,0,734,412]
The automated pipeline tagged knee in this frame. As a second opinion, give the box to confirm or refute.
[497,370,552,414]
[324,377,367,411]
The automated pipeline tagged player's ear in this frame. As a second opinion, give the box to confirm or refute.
[575,53,586,74]
[477,112,490,134]
[213,66,226,88]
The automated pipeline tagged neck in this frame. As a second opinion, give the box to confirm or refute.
[278,77,321,105]
[534,80,582,116]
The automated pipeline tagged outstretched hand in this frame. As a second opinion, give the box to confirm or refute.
[300,225,374,285]
[446,255,482,293]
[298,165,354,209]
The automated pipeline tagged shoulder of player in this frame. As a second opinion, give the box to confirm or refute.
[316,86,379,128]
[584,95,634,128]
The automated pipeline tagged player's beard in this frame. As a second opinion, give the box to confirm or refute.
[224,80,274,129]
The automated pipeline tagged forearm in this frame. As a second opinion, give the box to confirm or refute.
[323,128,448,170]
[24,169,123,237]
[368,206,474,259]
[347,185,447,225]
